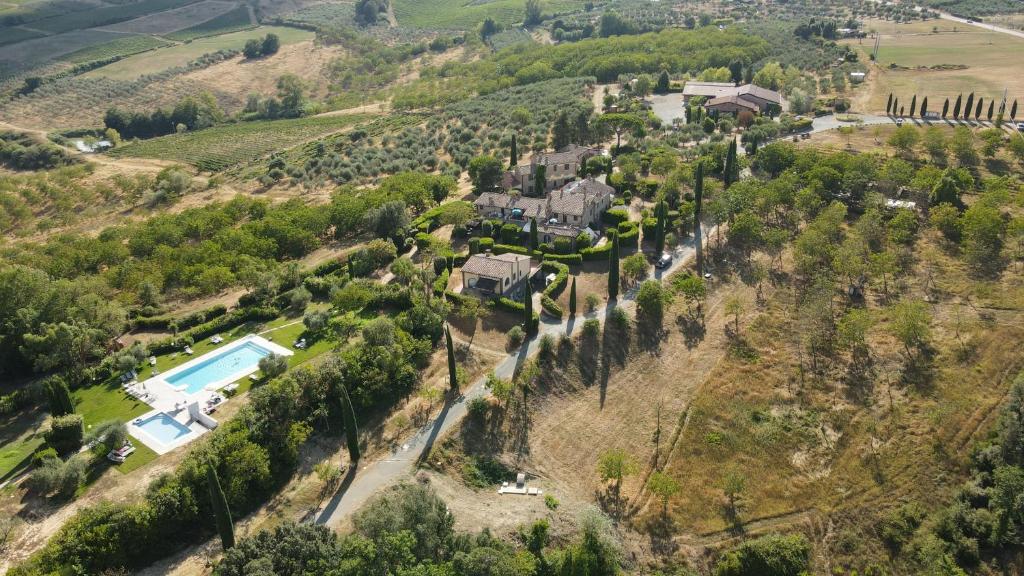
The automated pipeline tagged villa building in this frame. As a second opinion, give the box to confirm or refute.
[475,177,613,230]
[682,81,783,115]
[461,253,532,297]
[501,144,601,195]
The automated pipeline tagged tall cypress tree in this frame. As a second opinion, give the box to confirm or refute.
[523,283,535,334]
[534,164,546,196]
[975,97,983,120]
[568,277,577,317]
[987,100,995,122]
[509,134,518,169]
[654,201,666,256]
[46,376,74,416]
[909,94,917,117]
[206,463,235,551]
[920,97,928,119]
[529,217,538,252]
[607,233,620,300]
[445,325,457,392]
[965,93,975,120]
[954,94,963,119]
[694,161,705,277]
[942,98,949,119]
[1012,100,1019,121]
[886,93,893,115]
[339,384,360,461]
[723,138,737,188]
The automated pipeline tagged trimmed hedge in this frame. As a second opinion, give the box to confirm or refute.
[618,221,639,248]
[495,296,540,332]
[541,260,569,298]
[603,209,630,226]
[581,241,614,261]
[132,305,228,331]
[641,217,658,238]
[433,268,450,295]
[493,243,531,256]
[541,252,582,265]
[148,306,280,355]
[541,295,563,318]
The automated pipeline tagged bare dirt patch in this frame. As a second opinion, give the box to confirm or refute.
[182,39,343,102]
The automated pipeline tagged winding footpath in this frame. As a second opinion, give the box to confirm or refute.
[315,226,716,528]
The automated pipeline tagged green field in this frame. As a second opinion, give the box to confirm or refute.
[30,0,205,33]
[110,113,371,171]
[164,3,253,41]
[392,0,586,29]
[60,35,173,64]
[85,25,312,79]
[846,18,1024,113]
[0,25,45,46]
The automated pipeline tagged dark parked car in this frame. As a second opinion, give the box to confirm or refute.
[655,253,672,269]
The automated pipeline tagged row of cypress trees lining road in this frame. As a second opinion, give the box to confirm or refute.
[886,91,1019,123]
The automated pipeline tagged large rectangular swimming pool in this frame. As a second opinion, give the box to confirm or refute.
[165,341,271,394]
[135,412,192,445]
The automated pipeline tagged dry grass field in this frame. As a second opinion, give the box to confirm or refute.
[845,18,1024,114]
[83,25,312,80]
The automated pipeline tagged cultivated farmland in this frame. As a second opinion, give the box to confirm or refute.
[109,113,372,171]
[392,0,587,29]
[96,0,238,34]
[164,3,253,40]
[846,18,1024,113]
[59,35,173,64]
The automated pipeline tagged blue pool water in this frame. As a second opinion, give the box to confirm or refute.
[165,341,271,394]
[136,413,192,444]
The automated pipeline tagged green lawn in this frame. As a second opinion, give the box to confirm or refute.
[115,435,158,473]
[84,25,313,80]
[0,411,45,482]
[392,0,586,29]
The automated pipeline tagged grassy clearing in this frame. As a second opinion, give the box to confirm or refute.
[59,35,173,64]
[0,407,46,481]
[392,0,586,29]
[109,112,370,171]
[164,3,253,41]
[72,381,152,429]
[85,25,312,80]
[845,18,1024,113]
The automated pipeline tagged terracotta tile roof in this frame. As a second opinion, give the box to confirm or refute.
[548,179,613,216]
[706,94,761,111]
[461,253,530,279]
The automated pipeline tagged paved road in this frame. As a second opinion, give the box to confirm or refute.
[937,11,1024,41]
[315,227,714,528]
[808,113,892,133]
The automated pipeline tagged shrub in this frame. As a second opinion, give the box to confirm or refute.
[44,414,84,455]
[507,325,525,348]
[714,533,811,576]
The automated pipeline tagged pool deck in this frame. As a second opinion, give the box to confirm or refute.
[128,334,294,454]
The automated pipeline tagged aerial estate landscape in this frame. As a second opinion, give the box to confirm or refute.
[3,0,1024,574]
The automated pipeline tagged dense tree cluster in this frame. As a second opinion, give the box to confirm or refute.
[0,132,76,170]
[215,484,620,576]
[103,94,224,140]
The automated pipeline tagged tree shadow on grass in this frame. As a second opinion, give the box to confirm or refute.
[900,347,936,392]
[595,484,631,521]
[644,513,680,558]
[675,313,706,349]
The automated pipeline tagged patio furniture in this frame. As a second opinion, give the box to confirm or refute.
[149,356,157,366]
[184,346,193,355]
[210,335,223,344]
